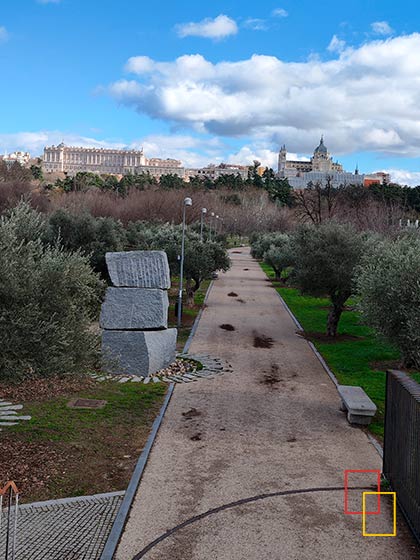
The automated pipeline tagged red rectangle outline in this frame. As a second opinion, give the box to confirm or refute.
[344,469,381,515]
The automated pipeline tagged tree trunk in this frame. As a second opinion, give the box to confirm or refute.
[186,278,201,307]
[186,279,194,307]
[326,304,343,337]
[273,266,282,281]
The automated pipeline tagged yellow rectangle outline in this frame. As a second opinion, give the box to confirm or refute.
[362,492,397,537]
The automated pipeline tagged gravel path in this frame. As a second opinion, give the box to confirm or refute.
[116,248,419,560]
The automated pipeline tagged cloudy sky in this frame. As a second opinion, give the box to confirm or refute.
[1,0,420,184]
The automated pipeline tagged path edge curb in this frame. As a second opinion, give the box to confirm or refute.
[267,272,384,459]
[99,279,215,560]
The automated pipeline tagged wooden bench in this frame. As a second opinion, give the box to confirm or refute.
[337,385,377,425]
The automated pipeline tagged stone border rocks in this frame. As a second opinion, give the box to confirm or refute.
[0,399,31,430]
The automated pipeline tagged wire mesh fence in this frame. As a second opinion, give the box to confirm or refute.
[0,482,19,560]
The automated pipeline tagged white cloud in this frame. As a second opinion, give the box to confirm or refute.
[272,8,288,18]
[384,169,420,186]
[176,15,238,40]
[243,18,268,31]
[371,21,393,36]
[328,35,346,53]
[0,131,126,157]
[0,26,9,43]
[125,56,155,74]
[106,33,420,158]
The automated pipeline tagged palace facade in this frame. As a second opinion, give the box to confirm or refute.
[43,143,184,179]
[278,137,364,188]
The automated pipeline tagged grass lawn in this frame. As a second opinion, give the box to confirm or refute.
[1,378,166,503]
[260,262,412,439]
[0,277,212,503]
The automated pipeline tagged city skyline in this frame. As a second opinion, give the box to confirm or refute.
[1,0,420,184]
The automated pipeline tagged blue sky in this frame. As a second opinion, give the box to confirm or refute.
[1,0,420,183]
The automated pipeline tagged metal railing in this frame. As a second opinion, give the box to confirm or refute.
[0,482,19,560]
[383,370,420,543]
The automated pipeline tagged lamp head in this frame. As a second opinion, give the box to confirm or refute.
[184,197,192,207]
[202,207,207,214]
[210,212,215,217]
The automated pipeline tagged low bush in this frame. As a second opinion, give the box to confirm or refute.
[0,204,104,380]
[356,233,420,369]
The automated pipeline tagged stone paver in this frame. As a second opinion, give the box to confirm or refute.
[0,400,31,432]
[116,248,419,560]
[0,492,124,560]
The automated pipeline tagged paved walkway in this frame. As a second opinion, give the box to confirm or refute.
[116,249,419,560]
[0,492,124,559]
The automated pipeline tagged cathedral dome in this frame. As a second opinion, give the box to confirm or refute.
[314,137,327,155]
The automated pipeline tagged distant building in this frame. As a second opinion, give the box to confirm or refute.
[42,143,184,179]
[364,172,390,187]
[278,138,364,188]
[186,163,249,181]
[1,151,31,166]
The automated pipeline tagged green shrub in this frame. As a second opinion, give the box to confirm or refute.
[356,233,420,368]
[0,204,104,380]
[46,209,126,277]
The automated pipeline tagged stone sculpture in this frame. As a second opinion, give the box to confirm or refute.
[101,251,177,376]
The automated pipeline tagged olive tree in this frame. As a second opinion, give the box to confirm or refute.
[251,232,290,259]
[356,234,420,369]
[263,234,293,281]
[0,204,104,380]
[46,209,126,278]
[184,240,230,305]
[291,222,365,337]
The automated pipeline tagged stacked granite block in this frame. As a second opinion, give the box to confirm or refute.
[100,251,177,376]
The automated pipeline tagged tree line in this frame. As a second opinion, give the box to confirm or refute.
[251,223,420,370]
[0,203,230,381]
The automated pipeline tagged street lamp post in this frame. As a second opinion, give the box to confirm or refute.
[214,215,219,236]
[200,207,207,242]
[177,196,192,328]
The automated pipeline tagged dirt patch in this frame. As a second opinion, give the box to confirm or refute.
[319,305,355,312]
[298,331,365,344]
[182,408,201,420]
[0,375,97,403]
[243,268,249,271]
[370,360,415,373]
[220,324,235,331]
[227,292,238,297]
[260,365,282,388]
[253,333,274,348]
[287,437,297,443]
[190,433,202,441]
[236,298,246,304]
[232,251,242,254]
[261,375,280,386]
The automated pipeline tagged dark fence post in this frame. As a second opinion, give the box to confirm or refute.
[383,370,420,543]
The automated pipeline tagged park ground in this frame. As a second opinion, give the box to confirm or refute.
[0,279,209,504]
[115,248,419,560]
